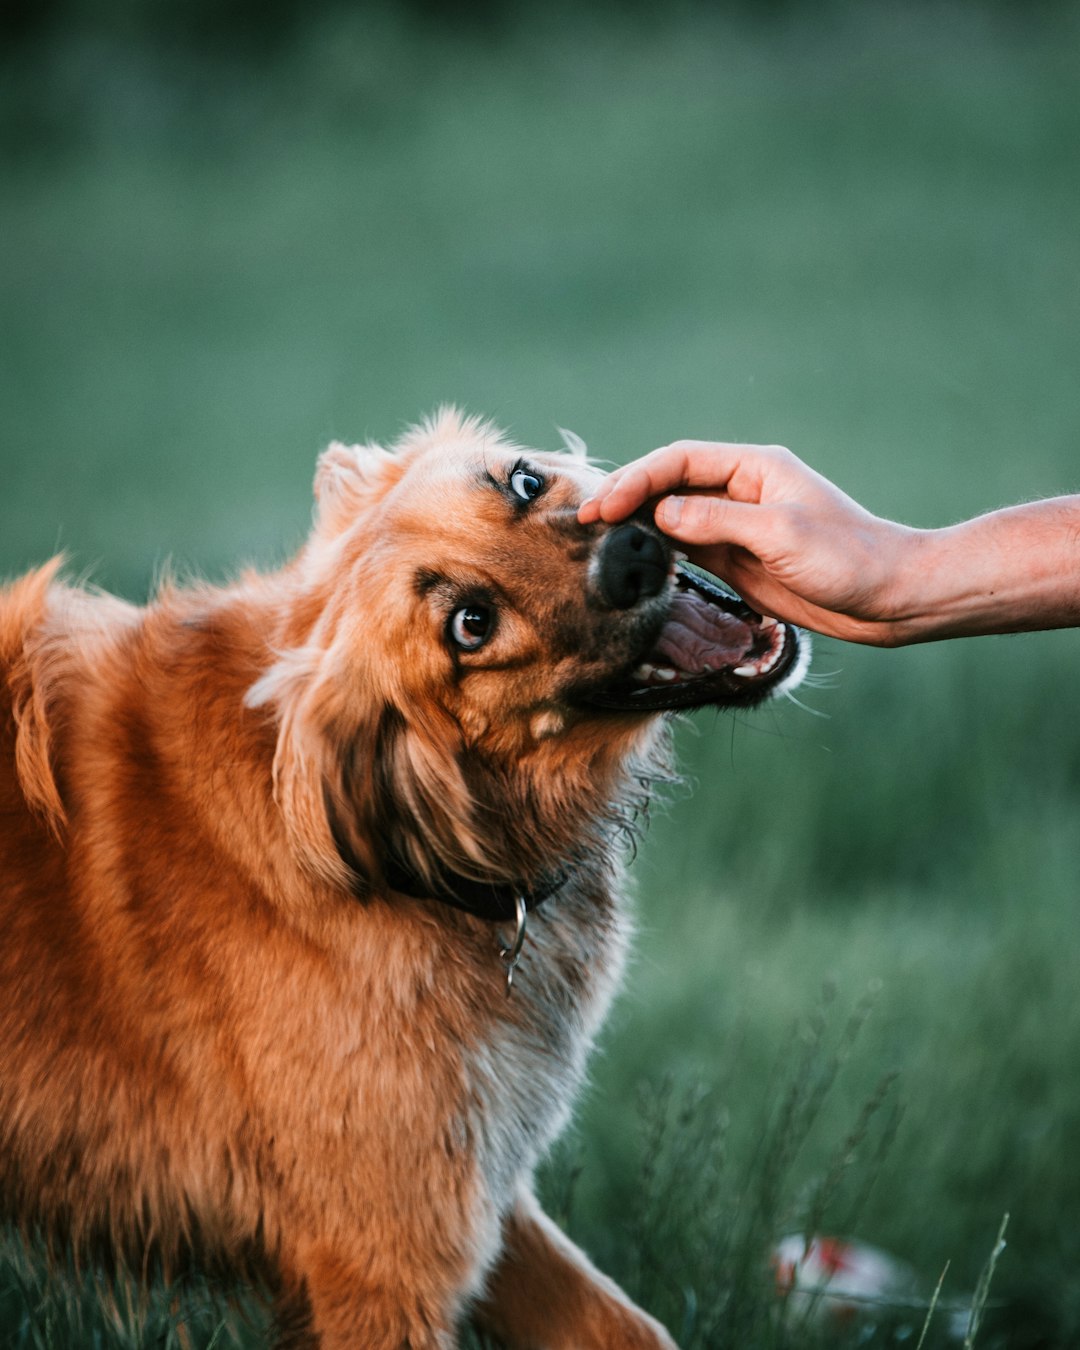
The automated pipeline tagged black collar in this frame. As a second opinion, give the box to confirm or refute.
[382,852,568,923]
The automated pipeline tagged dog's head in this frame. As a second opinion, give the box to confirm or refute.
[248,410,807,907]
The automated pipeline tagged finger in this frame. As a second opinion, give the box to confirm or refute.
[655,494,776,554]
[576,458,678,524]
[578,441,770,524]
[592,444,739,520]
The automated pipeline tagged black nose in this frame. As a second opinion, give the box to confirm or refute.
[596,524,668,609]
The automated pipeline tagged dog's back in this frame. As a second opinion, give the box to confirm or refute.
[0,567,188,1258]
[0,569,286,1271]
[0,566,114,1244]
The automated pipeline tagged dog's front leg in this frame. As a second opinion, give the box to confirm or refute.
[472,1189,678,1350]
[272,1243,457,1350]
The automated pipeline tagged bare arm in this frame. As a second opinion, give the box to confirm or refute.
[578,441,1080,647]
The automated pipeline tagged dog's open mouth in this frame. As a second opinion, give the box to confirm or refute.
[586,565,802,712]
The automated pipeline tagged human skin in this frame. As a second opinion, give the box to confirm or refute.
[578,440,1080,647]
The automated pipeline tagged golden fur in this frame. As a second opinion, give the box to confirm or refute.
[0,411,684,1348]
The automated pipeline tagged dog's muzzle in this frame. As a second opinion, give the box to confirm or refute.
[583,547,808,714]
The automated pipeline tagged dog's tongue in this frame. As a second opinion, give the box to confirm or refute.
[654,588,755,673]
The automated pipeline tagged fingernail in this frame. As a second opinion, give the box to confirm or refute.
[658,496,685,528]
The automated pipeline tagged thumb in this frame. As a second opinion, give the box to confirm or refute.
[655,495,771,553]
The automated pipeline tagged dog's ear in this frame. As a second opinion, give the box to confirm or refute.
[248,649,486,897]
[246,644,356,888]
[328,699,491,897]
[313,441,400,538]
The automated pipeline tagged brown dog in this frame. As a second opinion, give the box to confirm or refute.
[0,410,805,1348]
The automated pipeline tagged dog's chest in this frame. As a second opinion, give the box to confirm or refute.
[459,887,630,1210]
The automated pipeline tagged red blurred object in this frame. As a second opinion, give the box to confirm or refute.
[772,1234,918,1326]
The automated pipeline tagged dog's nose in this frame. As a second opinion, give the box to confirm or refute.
[595,524,668,609]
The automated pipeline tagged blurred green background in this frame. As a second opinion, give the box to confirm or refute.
[2,1,1079,1346]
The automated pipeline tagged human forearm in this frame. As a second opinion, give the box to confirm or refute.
[878,498,1080,645]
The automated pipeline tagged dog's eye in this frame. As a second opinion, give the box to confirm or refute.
[449,605,494,651]
[510,467,543,502]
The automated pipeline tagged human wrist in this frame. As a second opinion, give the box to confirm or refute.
[866,523,1002,645]
[860,526,941,644]
[819,522,986,647]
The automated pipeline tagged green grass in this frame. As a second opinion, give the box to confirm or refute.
[0,1230,263,1349]
[2,3,1080,1345]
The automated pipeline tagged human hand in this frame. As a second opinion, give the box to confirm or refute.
[578,441,922,645]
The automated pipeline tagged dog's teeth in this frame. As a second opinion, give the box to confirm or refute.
[755,647,777,674]
[759,615,779,631]
[653,666,677,682]
[701,663,713,674]
[733,663,759,678]
[634,663,656,681]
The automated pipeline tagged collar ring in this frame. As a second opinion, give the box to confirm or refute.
[498,894,528,997]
